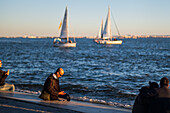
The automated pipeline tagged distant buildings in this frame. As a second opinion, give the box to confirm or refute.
[118,35,170,39]
[0,35,170,39]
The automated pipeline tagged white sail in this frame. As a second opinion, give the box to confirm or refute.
[60,7,69,41]
[97,19,103,38]
[103,7,111,39]
[98,25,101,38]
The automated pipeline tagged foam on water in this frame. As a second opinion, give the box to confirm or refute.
[15,88,132,109]
[1,38,169,110]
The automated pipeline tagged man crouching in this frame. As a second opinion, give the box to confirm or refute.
[39,68,70,101]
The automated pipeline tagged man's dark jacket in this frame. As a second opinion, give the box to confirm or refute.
[148,87,170,113]
[0,69,7,86]
[132,86,158,113]
[40,73,61,100]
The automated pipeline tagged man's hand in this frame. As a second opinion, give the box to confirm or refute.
[6,69,10,76]
[58,91,66,95]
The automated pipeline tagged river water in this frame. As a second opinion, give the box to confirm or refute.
[0,38,169,109]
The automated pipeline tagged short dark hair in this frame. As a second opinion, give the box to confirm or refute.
[54,68,62,74]
[160,77,169,87]
[56,68,61,72]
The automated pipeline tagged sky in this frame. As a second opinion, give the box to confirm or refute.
[0,0,170,37]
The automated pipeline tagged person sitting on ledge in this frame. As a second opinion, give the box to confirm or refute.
[39,68,70,101]
[0,60,15,91]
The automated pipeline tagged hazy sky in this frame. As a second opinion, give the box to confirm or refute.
[0,0,170,37]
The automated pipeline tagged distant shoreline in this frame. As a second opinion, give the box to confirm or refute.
[0,35,170,39]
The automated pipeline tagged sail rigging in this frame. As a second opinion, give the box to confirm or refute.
[111,12,120,36]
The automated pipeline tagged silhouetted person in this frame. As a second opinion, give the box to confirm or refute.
[148,77,170,113]
[132,81,159,113]
[156,77,170,98]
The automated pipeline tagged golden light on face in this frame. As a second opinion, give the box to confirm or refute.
[59,68,64,76]
[56,68,64,77]
[0,61,2,67]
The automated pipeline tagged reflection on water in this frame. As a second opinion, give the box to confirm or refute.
[0,38,169,108]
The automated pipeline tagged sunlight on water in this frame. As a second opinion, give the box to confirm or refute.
[0,38,169,109]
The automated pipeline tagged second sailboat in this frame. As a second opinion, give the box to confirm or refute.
[94,7,122,45]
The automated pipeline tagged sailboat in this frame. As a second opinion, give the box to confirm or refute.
[94,7,122,45]
[53,7,76,47]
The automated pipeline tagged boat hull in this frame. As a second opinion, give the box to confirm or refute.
[53,42,76,47]
[94,39,122,45]
[105,40,122,44]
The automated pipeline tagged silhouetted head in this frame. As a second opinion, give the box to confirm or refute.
[149,81,159,88]
[160,77,169,88]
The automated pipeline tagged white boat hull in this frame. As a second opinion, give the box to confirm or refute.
[105,40,122,44]
[54,42,76,47]
[94,39,122,45]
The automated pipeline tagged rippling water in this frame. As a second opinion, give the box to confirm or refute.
[0,38,169,109]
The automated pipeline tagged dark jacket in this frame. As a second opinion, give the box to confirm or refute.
[148,87,170,113]
[0,69,8,86]
[39,73,61,100]
[148,98,170,113]
[132,86,158,113]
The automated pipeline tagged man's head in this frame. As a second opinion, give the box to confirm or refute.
[160,77,169,88]
[0,60,2,67]
[55,68,64,78]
